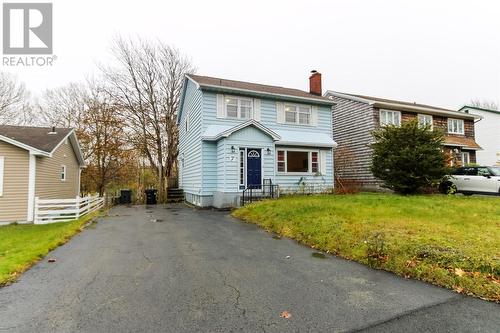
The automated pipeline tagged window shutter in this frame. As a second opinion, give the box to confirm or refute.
[0,156,4,196]
[253,98,261,121]
[320,150,327,175]
[216,94,225,118]
[276,102,285,123]
[311,106,318,126]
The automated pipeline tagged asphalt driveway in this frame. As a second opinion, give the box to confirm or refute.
[0,204,498,332]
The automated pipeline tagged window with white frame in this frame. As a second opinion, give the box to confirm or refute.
[276,149,318,173]
[225,97,252,119]
[461,152,470,165]
[448,118,464,134]
[418,114,433,129]
[61,165,67,181]
[284,104,311,125]
[379,110,401,126]
[0,156,4,196]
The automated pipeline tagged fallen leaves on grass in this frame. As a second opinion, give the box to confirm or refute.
[280,311,292,319]
[454,268,466,277]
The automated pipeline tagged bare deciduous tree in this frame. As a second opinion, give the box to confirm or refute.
[0,72,31,125]
[100,36,195,202]
[38,82,87,127]
[470,99,499,110]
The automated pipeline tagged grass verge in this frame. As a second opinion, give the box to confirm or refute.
[232,193,500,302]
[0,211,100,286]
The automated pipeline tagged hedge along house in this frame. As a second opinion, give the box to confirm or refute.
[325,91,482,189]
[177,71,337,208]
[0,125,85,224]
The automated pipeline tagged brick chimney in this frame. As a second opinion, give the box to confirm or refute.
[309,70,322,96]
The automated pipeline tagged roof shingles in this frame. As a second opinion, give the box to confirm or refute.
[0,125,72,153]
[187,74,334,104]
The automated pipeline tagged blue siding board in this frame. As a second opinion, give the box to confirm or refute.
[179,84,335,207]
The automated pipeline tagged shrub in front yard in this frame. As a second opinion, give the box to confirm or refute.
[371,120,448,194]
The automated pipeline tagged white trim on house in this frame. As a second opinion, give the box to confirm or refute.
[49,130,85,166]
[202,120,281,141]
[380,109,401,126]
[61,165,67,181]
[325,91,480,120]
[0,130,85,166]
[27,152,36,222]
[0,156,4,197]
[224,95,254,119]
[198,83,336,106]
[0,134,50,156]
[448,118,465,135]
[237,147,265,190]
[275,147,323,175]
[461,151,470,165]
[418,114,433,129]
[283,103,313,126]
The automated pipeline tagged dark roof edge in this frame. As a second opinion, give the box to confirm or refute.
[459,105,500,115]
[187,74,336,106]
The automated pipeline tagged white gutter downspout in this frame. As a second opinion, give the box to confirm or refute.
[27,152,36,222]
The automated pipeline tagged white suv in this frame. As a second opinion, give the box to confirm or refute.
[440,166,500,196]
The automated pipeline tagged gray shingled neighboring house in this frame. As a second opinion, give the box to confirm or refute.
[0,125,85,224]
[325,92,482,189]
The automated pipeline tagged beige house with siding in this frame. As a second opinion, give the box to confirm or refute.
[0,125,85,224]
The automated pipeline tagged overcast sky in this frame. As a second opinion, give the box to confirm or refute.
[5,0,500,110]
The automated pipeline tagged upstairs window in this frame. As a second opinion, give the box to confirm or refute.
[418,114,433,129]
[61,165,67,182]
[448,118,464,134]
[284,104,311,125]
[380,110,401,126]
[225,97,252,119]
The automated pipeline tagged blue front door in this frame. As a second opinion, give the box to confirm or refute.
[246,149,262,188]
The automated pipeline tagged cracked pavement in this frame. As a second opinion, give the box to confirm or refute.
[0,204,498,332]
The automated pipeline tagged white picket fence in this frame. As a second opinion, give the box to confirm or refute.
[34,195,104,224]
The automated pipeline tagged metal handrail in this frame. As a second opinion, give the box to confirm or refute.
[241,179,279,206]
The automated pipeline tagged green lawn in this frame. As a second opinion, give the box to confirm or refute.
[233,193,500,301]
[0,212,99,286]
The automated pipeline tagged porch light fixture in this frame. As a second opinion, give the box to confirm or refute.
[266,148,272,155]
[231,145,236,154]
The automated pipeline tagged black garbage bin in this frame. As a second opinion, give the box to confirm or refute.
[120,189,132,204]
[144,189,158,205]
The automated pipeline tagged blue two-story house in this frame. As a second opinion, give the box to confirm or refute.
[177,71,337,208]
